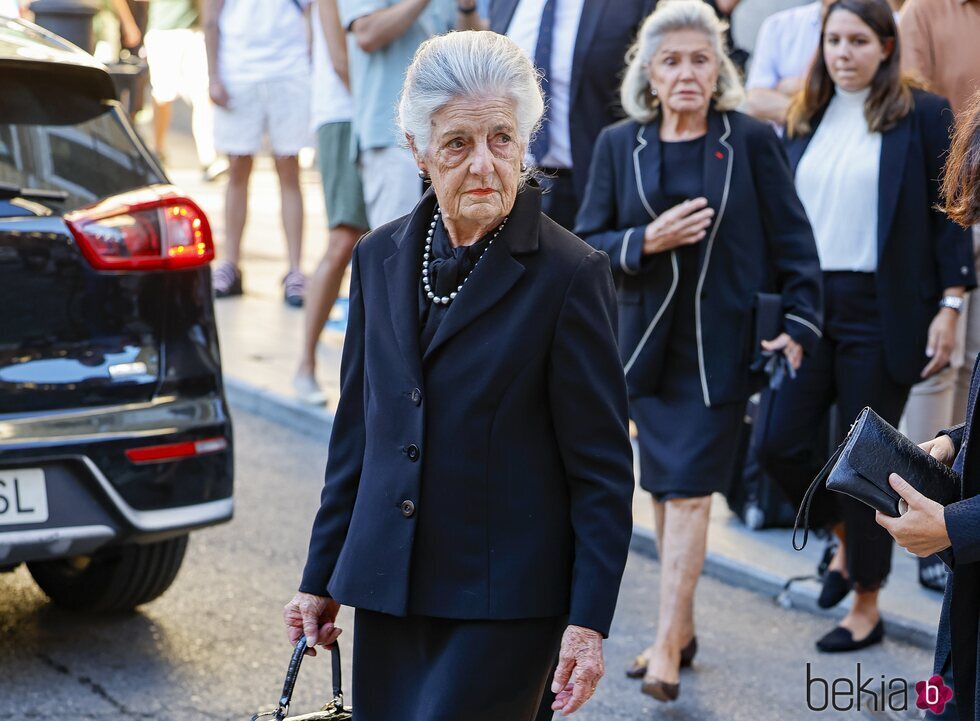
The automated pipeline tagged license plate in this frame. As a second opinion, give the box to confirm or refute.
[0,468,49,525]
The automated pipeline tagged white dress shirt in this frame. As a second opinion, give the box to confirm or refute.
[796,86,881,272]
[505,0,586,169]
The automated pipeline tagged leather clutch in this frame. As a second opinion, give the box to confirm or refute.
[793,407,962,551]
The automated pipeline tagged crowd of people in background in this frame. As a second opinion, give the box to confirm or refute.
[5,0,980,714]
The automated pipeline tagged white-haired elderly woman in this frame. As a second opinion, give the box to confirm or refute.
[282,30,635,721]
[576,0,822,703]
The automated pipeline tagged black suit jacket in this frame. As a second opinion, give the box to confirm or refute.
[300,185,635,637]
[785,89,975,386]
[489,0,655,202]
[576,109,823,406]
[936,356,980,721]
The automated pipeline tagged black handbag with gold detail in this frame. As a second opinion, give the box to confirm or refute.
[250,639,352,721]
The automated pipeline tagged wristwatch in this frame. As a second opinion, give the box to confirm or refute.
[939,295,965,313]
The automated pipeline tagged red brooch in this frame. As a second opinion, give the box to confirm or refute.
[715,151,725,160]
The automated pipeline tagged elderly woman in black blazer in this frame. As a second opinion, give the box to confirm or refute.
[758,0,976,655]
[281,31,635,721]
[576,0,822,703]
[877,90,980,721]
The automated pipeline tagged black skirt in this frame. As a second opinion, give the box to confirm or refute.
[352,609,564,721]
[631,243,744,499]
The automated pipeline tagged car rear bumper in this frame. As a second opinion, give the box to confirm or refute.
[0,393,233,564]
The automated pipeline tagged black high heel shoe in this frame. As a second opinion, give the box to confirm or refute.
[641,677,680,702]
[625,636,697,678]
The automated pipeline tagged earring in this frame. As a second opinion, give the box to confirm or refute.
[649,84,658,97]
[520,163,527,172]
[418,169,428,180]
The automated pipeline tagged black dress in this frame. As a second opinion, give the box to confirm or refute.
[350,217,565,721]
[631,137,745,500]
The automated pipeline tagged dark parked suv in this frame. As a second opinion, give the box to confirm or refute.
[0,18,233,611]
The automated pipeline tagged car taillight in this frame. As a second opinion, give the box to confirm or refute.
[65,185,214,271]
[126,436,229,464]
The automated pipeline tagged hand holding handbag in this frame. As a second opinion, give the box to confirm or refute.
[751,292,796,390]
[792,407,962,551]
[250,638,352,721]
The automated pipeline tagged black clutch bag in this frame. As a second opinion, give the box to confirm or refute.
[793,407,962,551]
[250,639,352,721]
[751,292,795,389]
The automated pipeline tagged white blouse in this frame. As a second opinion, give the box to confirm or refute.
[796,86,881,273]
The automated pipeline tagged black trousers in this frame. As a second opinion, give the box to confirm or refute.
[538,170,577,232]
[759,272,912,589]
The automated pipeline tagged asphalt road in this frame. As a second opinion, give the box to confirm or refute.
[0,405,937,720]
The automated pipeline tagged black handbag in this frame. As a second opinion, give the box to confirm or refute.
[792,406,962,551]
[250,639,352,721]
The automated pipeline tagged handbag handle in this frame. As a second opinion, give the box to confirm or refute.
[792,442,844,551]
[274,638,345,721]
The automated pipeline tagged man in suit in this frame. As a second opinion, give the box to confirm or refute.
[489,0,654,230]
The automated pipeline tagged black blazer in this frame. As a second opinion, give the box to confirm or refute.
[299,185,635,637]
[935,357,980,721]
[489,0,655,202]
[576,109,823,406]
[785,89,975,386]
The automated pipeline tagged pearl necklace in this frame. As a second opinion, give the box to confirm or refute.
[422,207,508,305]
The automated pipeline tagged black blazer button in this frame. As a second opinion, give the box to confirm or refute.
[406,444,420,461]
[411,388,422,405]
[401,500,416,517]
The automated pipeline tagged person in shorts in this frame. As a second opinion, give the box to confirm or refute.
[144,0,222,180]
[203,0,311,305]
[294,0,369,404]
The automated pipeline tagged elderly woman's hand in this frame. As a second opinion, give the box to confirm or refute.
[283,592,342,656]
[875,473,951,557]
[549,625,604,716]
[643,198,715,255]
[920,435,957,467]
[761,332,804,371]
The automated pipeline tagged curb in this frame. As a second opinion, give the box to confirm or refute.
[224,372,938,652]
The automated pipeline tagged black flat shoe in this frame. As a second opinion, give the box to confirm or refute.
[625,636,698,678]
[818,570,853,609]
[816,620,884,653]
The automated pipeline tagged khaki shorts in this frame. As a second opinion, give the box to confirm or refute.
[316,122,369,231]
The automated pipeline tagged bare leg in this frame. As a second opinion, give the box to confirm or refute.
[840,588,881,639]
[274,155,303,272]
[153,99,173,158]
[645,495,711,686]
[827,522,847,574]
[224,155,253,266]
[652,497,665,553]
[297,224,361,377]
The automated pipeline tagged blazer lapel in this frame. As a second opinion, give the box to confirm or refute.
[877,114,911,255]
[488,0,520,32]
[569,0,609,106]
[632,122,664,220]
[698,111,734,267]
[383,193,436,384]
[421,187,542,361]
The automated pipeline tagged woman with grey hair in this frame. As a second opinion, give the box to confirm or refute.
[282,30,635,721]
[577,0,822,703]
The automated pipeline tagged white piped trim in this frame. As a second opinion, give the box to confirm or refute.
[785,312,822,339]
[624,250,679,375]
[694,114,734,408]
[620,228,639,275]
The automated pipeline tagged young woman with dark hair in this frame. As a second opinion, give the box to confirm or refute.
[759,0,975,653]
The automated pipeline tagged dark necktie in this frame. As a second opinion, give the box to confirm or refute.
[529,0,557,164]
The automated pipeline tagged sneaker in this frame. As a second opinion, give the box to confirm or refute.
[202,158,230,183]
[212,261,243,298]
[293,373,326,405]
[283,269,307,307]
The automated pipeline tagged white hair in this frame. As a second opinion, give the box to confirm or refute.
[397,30,544,156]
[621,0,745,123]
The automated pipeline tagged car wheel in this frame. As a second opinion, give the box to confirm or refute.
[27,535,188,612]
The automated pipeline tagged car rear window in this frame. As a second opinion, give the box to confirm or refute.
[1,61,164,211]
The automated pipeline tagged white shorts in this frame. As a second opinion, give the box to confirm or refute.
[144,28,208,104]
[213,75,311,157]
[358,146,423,229]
